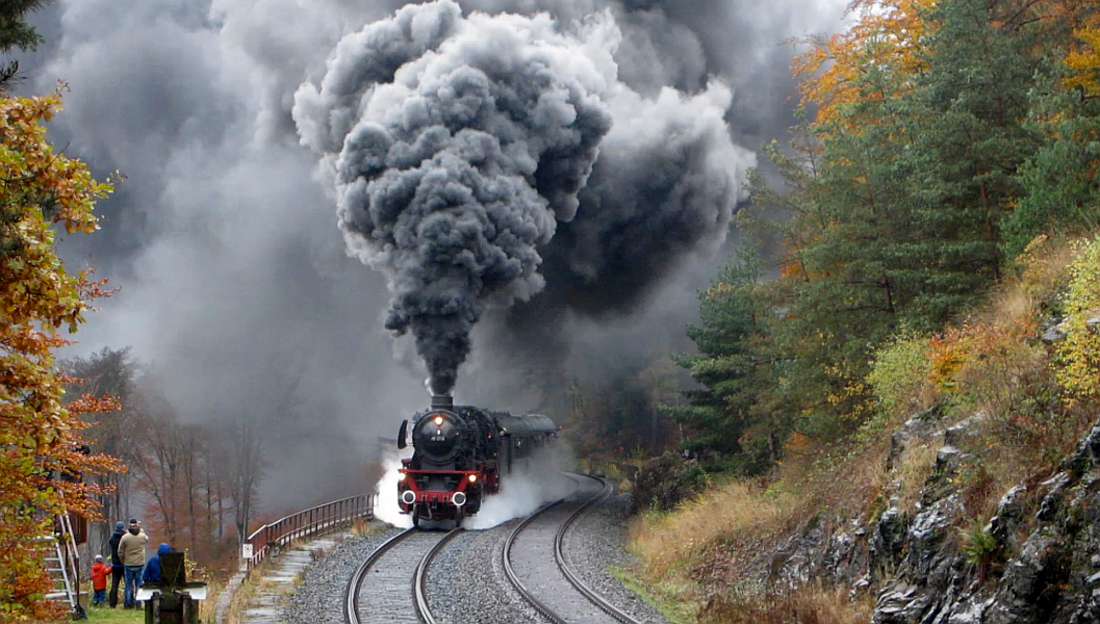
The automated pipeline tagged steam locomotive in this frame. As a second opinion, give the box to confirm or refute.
[396,395,558,527]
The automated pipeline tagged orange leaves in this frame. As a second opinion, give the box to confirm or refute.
[927,326,969,392]
[65,392,122,415]
[793,0,939,130]
[0,88,119,619]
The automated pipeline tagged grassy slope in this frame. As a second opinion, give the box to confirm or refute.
[626,235,1099,624]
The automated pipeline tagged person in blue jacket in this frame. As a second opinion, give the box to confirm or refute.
[142,543,172,585]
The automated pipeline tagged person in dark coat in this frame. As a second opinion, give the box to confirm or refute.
[107,521,126,608]
[142,543,171,585]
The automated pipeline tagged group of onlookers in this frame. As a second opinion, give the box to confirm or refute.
[87,518,171,609]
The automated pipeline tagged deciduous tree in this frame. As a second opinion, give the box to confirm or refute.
[62,347,139,555]
[0,87,117,620]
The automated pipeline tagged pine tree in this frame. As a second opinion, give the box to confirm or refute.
[893,0,1039,324]
[666,244,782,473]
[0,0,53,90]
[1007,53,1100,257]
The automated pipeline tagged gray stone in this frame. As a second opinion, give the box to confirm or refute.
[1041,319,1068,344]
[990,486,1026,550]
[944,416,985,447]
[1037,473,1071,521]
[985,532,1070,624]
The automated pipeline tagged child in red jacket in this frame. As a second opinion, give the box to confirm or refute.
[91,555,108,606]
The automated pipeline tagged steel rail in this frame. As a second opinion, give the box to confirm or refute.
[504,473,635,624]
[554,476,641,624]
[502,499,571,624]
[413,528,463,624]
[344,528,416,624]
[344,527,461,624]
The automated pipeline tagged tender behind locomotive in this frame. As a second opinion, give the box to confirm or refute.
[396,395,557,527]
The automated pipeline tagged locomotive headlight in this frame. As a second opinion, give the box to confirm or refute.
[398,473,407,481]
[468,474,477,483]
[434,415,444,426]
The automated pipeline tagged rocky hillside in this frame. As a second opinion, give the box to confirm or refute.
[769,407,1100,624]
[628,236,1100,624]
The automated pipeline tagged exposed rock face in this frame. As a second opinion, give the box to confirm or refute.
[764,414,1100,624]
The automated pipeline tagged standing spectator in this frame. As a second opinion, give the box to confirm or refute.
[90,555,108,606]
[118,518,149,609]
[107,521,125,608]
[142,543,172,585]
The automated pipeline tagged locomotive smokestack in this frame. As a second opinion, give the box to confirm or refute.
[431,395,454,411]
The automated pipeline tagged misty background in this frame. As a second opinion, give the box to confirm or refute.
[15,0,846,513]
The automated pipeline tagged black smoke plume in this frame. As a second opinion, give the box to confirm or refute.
[294,0,752,394]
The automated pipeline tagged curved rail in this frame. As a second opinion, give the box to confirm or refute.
[502,499,571,624]
[414,528,463,624]
[344,527,461,624]
[345,528,415,624]
[554,476,640,624]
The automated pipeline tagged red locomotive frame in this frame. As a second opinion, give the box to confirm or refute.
[396,460,500,524]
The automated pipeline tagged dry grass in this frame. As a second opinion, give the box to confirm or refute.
[700,582,875,624]
[198,577,222,624]
[224,562,268,624]
[629,479,795,581]
[893,441,941,510]
[941,236,1092,521]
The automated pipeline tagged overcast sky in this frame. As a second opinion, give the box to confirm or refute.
[16,0,848,511]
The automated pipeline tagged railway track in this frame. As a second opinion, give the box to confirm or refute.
[504,474,645,624]
[345,473,643,624]
[344,526,461,624]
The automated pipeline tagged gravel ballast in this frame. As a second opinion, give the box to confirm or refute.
[281,488,670,624]
[281,528,403,624]
[563,492,671,624]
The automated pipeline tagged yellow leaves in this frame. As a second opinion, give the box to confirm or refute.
[867,333,935,416]
[1056,238,1100,405]
[1066,13,1100,95]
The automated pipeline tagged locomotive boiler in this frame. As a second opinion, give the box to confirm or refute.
[396,395,557,527]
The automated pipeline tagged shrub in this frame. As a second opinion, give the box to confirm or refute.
[867,333,934,420]
[632,451,710,513]
[1056,238,1100,406]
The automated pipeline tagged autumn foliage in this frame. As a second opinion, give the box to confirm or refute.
[0,87,119,621]
[793,0,938,130]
